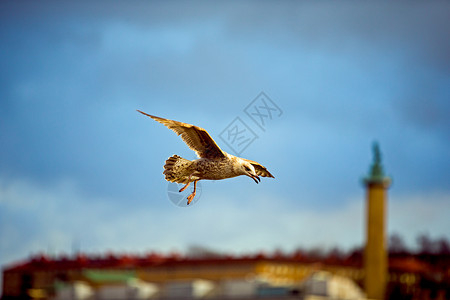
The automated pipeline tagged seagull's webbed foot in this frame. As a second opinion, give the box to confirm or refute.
[186,180,198,205]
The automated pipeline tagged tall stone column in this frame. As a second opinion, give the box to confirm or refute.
[363,142,391,300]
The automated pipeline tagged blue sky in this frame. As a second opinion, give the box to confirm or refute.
[1,0,449,275]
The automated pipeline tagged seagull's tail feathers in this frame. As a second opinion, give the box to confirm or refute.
[163,155,194,184]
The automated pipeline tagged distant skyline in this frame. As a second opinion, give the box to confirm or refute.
[1,0,449,284]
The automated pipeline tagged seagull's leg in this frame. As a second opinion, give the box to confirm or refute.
[186,180,198,205]
[179,174,194,192]
[178,182,190,192]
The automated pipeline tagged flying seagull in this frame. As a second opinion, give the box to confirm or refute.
[137,110,274,205]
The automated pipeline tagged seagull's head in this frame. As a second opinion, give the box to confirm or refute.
[240,161,260,184]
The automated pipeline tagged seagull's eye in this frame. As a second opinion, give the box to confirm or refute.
[244,166,250,172]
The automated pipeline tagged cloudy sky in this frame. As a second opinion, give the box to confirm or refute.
[1,0,449,275]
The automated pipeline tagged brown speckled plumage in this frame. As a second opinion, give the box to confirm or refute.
[138,110,274,204]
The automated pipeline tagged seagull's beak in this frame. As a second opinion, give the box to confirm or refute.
[249,174,260,184]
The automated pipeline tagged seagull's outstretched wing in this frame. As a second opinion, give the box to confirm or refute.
[242,158,275,178]
[137,110,226,159]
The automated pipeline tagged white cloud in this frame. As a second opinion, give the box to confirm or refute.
[2,178,449,261]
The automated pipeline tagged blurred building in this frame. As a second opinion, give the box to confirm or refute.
[2,250,448,300]
[1,252,363,300]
